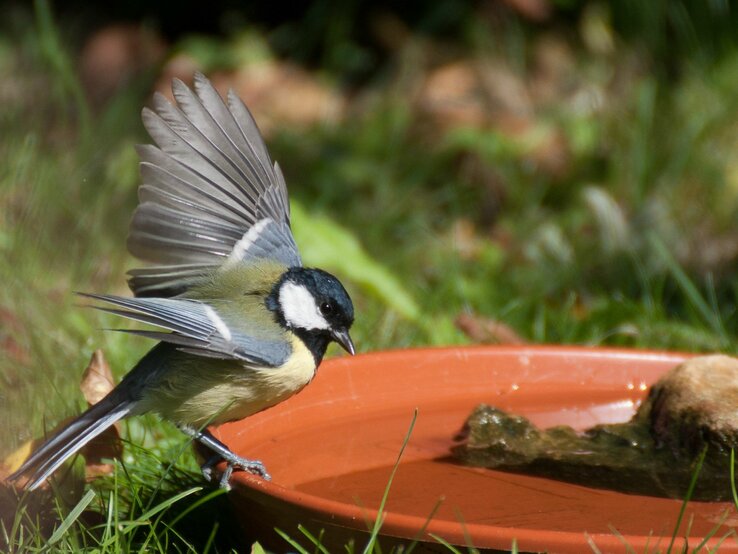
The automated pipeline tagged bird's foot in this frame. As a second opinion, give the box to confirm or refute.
[201,453,271,490]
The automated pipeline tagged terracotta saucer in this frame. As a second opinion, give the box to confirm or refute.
[215,346,738,553]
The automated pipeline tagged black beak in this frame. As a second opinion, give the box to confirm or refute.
[331,328,355,355]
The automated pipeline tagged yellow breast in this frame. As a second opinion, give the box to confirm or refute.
[149,334,317,428]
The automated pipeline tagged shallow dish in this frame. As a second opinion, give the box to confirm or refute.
[215,346,737,553]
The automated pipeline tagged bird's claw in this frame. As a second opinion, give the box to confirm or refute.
[201,454,271,490]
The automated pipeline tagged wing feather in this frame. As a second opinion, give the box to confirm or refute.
[82,293,290,367]
[127,72,301,297]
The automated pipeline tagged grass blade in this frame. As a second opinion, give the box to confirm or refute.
[275,527,312,554]
[666,445,707,554]
[452,507,479,553]
[362,409,418,554]
[33,0,91,139]
[296,524,331,554]
[404,496,445,554]
[730,448,738,510]
[203,521,220,554]
[585,531,603,554]
[648,234,727,342]
[692,509,729,552]
[428,533,464,554]
[47,489,96,545]
[707,529,736,553]
[119,487,203,534]
[166,488,228,528]
[251,542,268,554]
[608,523,637,553]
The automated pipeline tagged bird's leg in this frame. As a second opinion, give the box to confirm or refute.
[179,426,271,489]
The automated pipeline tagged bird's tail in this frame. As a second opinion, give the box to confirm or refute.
[7,395,134,491]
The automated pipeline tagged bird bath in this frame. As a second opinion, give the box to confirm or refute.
[215,346,738,553]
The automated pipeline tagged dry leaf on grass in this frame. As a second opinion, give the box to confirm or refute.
[3,352,122,488]
[418,61,489,131]
[450,219,486,261]
[153,53,202,102]
[493,114,571,179]
[157,62,346,137]
[2,440,34,475]
[2,422,76,491]
[79,350,122,481]
[226,62,345,135]
[477,59,532,116]
[80,23,167,108]
[456,313,526,345]
[80,349,116,406]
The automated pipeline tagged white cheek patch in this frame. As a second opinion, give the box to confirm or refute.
[279,282,330,330]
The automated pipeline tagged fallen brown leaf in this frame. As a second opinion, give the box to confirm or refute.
[153,53,202,102]
[450,219,484,261]
[529,34,578,106]
[418,61,490,131]
[2,440,34,475]
[477,59,532,116]
[456,313,526,345]
[493,114,571,178]
[1,424,75,491]
[228,61,345,135]
[79,350,121,481]
[80,23,167,108]
[1,351,120,488]
[80,349,116,406]
[158,62,346,138]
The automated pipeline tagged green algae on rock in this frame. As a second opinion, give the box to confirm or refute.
[453,355,738,501]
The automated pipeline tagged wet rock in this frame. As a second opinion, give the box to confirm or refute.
[648,355,738,455]
[454,355,738,500]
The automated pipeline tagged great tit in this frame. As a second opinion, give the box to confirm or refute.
[9,72,355,491]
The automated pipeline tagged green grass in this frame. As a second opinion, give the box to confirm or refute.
[4,0,738,551]
[3,449,244,552]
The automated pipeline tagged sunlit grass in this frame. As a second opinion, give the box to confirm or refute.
[3,451,241,553]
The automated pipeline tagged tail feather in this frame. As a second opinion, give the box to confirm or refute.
[8,398,134,491]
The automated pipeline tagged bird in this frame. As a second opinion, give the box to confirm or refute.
[8,72,355,491]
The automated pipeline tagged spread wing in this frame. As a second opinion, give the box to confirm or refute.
[81,293,290,367]
[127,72,301,297]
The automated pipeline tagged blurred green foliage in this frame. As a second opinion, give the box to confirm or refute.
[291,201,421,323]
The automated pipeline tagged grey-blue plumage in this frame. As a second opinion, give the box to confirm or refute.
[80,292,291,366]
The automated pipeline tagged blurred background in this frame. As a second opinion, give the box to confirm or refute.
[3,0,738,548]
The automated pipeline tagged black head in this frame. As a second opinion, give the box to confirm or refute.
[267,267,355,361]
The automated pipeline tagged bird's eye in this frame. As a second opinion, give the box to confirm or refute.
[320,302,333,316]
